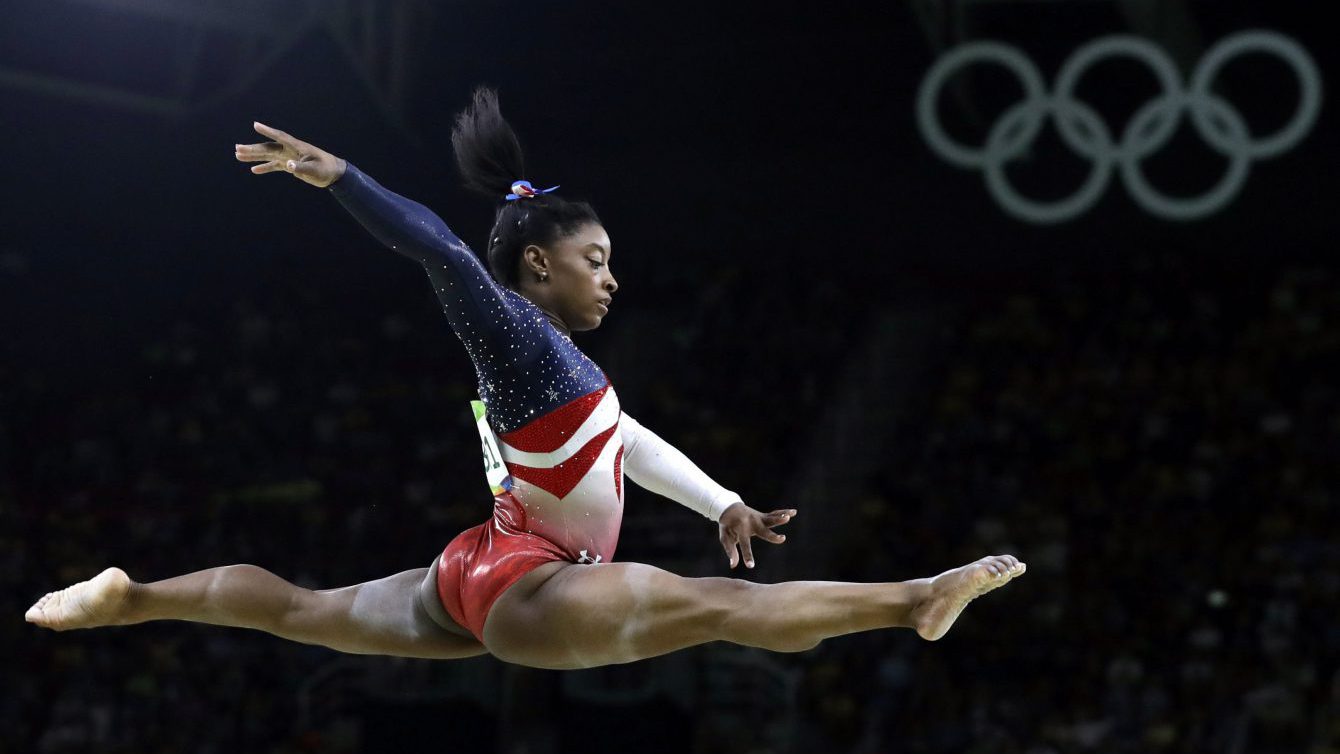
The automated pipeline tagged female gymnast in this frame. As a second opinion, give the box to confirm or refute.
[25,89,1024,670]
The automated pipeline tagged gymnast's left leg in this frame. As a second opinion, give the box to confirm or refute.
[25,564,487,660]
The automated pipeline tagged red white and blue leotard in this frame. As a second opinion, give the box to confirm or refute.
[330,164,742,641]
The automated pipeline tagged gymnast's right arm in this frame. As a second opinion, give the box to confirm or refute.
[235,121,518,341]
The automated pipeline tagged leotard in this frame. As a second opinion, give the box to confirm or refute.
[329,164,742,641]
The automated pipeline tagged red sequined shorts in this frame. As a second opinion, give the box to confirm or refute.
[436,493,569,643]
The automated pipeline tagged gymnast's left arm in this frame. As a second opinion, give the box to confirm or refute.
[620,412,797,569]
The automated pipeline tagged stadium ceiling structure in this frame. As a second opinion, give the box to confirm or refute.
[0,0,435,140]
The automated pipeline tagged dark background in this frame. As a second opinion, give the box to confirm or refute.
[2,1,1337,752]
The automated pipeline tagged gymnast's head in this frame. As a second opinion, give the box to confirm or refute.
[451,88,617,332]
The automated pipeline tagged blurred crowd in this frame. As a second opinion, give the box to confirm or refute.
[4,248,1338,753]
[801,254,1340,754]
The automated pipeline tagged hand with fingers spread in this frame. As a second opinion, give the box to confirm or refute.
[718,503,796,570]
[234,122,347,188]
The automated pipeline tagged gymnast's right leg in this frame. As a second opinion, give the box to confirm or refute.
[482,555,1026,670]
[25,563,487,660]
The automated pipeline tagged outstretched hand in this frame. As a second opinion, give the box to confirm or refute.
[718,503,796,570]
[234,122,346,188]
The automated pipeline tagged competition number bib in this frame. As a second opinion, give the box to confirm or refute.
[471,401,513,496]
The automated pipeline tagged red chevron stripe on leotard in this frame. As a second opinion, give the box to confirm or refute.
[504,423,619,500]
[499,385,609,452]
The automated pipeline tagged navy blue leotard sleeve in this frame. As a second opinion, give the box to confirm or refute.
[326,162,609,434]
[327,162,540,364]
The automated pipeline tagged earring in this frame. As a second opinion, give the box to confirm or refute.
[538,273,548,283]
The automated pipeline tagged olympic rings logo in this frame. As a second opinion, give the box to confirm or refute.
[916,31,1323,224]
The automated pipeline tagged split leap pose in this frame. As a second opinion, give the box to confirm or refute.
[26,90,1025,669]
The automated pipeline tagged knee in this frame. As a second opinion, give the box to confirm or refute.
[213,564,312,631]
[721,581,821,654]
[769,634,822,653]
[214,563,278,587]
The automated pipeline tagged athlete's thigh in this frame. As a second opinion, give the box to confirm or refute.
[483,561,744,669]
[299,567,488,660]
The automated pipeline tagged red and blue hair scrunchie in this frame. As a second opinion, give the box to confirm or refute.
[506,180,559,201]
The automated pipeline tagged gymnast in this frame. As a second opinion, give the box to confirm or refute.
[26,89,1024,669]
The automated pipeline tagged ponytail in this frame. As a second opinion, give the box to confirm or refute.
[450,87,601,290]
[452,88,525,199]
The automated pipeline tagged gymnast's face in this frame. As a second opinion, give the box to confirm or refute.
[520,222,618,333]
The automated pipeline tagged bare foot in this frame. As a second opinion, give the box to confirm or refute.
[25,567,133,631]
[910,555,1025,641]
